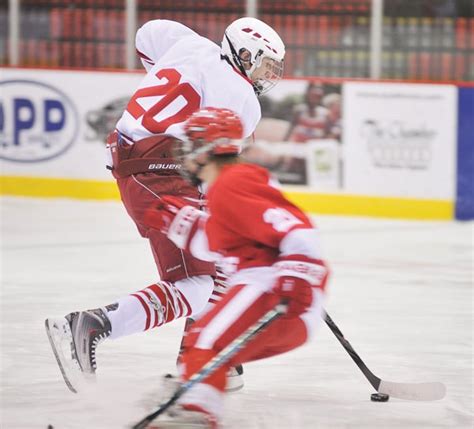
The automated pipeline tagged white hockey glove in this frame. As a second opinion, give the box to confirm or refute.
[273,255,328,316]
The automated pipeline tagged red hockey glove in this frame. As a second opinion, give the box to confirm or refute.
[145,196,207,249]
[144,196,188,234]
[273,255,328,317]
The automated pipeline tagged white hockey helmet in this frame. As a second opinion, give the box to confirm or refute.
[221,17,285,96]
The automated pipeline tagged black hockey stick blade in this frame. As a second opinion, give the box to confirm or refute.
[131,302,286,429]
[324,312,446,401]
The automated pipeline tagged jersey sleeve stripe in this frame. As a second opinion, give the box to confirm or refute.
[136,48,155,65]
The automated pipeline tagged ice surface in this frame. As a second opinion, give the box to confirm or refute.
[1,197,472,428]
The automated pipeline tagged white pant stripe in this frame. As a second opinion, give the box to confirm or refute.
[136,290,157,327]
[300,288,325,341]
[195,285,266,350]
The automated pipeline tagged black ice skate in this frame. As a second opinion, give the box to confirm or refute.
[45,308,111,393]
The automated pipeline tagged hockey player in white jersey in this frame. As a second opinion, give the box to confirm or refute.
[45,17,285,393]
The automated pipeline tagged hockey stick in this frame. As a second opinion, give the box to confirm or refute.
[324,312,446,401]
[131,301,287,429]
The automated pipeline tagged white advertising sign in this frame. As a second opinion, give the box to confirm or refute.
[249,139,340,190]
[342,82,457,199]
[1,70,458,203]
[0,68,143,180]
[1,70,344,191]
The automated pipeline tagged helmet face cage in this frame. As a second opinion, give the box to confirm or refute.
[250,55,284,96]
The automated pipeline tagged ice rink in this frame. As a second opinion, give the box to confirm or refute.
[1,196,472,429]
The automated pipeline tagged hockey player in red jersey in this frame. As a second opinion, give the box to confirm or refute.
[44,17,285,393]
[143,108,329,428]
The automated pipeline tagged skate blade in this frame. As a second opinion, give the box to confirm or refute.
[45,317,89,393]
[147,424,210,429]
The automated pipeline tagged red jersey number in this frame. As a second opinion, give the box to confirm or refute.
[126,68,201,134]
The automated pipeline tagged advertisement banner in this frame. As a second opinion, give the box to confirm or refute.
[342,82,457,199]
[0,68,143,180]
[0,69,342,190]
[0,68,459,219]
[0,70,343,190]
[251,78,342,187]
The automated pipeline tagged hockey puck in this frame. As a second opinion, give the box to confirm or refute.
[371,393,389,402]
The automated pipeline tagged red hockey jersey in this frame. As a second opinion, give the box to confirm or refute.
[204,163,315,271]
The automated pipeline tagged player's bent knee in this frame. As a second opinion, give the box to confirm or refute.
[174,275,214,316]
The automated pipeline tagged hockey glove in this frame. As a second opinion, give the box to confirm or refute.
[144,195,187,234]
[273,255,328,317]
[145,195,207,250]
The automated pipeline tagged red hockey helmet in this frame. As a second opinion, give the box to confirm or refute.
[184,108,244,157]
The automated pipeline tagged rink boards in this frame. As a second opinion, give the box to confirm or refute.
[0,67,472,220]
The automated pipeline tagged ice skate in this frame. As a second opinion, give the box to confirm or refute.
[141,373,181,408]
[158,366,243,399]
[45,308,111,393]
[225,364,244,392]
[178,318,244,392]
[147,405,217,429]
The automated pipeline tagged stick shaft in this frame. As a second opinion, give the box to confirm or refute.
[324,312,381,390]
[132,303,285,429]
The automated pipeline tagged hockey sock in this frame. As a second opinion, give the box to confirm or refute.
[191,270,228,320]
[176,272,229,362]
[107,281,192,339]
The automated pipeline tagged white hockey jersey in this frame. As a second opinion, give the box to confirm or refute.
[116,20,261,142]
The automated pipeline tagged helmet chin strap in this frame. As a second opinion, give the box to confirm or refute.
[223,33,249,79]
